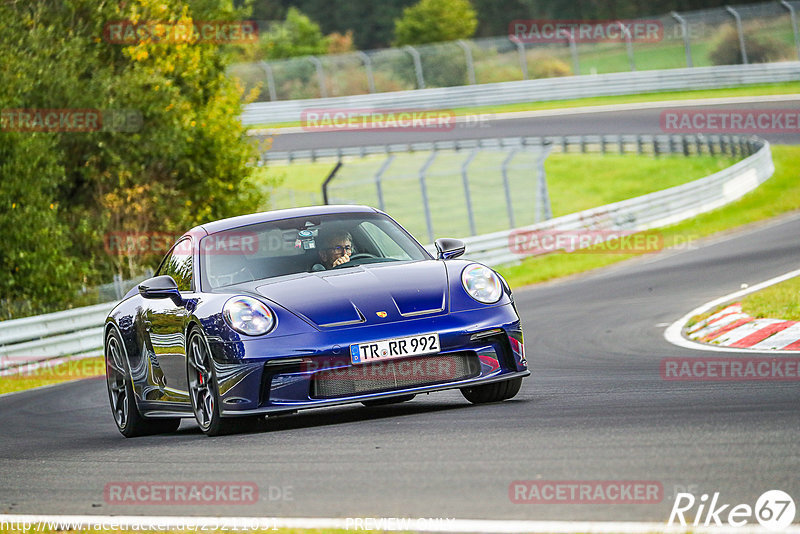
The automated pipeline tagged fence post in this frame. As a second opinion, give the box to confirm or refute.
[781,0,800,60]
[618,21,636,71]
[537,144,554,221]
[374,155,394,211]
[403,45,426,89]
[510,36,529,80]
[565,33,580,75]
[259,61,277,101]
[501,149,518,228]
[671,12,694,68]
[725,6,748,64]
[356,51,377,93]
[322,161,343,204]
[457,40,477,85]
[113,274,124,300]
[308,56,328,98]
[419,151,438,242]
[461,149,479,235]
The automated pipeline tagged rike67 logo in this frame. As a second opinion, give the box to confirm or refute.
[669,490,795,530]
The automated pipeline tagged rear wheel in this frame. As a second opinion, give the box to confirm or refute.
[105,329,180,437]
[187,329,261,436]
[361,394,416,407]
[460,377,522,404]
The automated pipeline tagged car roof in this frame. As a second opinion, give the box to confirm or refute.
[191,205,380,235]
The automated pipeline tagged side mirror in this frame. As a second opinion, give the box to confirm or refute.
[138,275,182,305]
[435,238,466,260]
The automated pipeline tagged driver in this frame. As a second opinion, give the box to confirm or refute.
[316,229,353,269]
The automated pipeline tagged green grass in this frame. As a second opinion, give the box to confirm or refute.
[249,82,800,129]
[545,154,735,217]
[0,356,105,396]
[498,145,800,288]
[741,276,800,320]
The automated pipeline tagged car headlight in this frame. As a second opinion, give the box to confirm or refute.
[223,296,275,336]
[461,264,502,304]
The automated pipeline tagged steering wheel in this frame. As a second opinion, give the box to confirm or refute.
[332,252,378,268]
[348,253,377,261]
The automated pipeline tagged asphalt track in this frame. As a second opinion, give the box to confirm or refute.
[1,212,799,522]
[262,98,800,150]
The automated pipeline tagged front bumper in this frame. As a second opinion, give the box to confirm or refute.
[206,303,528,416]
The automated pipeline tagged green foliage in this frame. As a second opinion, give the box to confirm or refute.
[528,53,573,78]
[393,0,478,46]
[709,24,790,65]
[0,0,260,317]
[258,7,329,59]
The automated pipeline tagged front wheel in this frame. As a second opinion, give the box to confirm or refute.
[187,329,261,436]
[105,329,180,437]
[460,377,522,404]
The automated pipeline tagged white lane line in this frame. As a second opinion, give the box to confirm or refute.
[2,514,798,534]
[248,94,800,135]
[664,267,800,354]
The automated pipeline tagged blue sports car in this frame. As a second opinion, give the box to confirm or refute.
[104,205,528,436]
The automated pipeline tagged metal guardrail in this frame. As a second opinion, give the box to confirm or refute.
[0,134,773,369]
[241,62,800,124]
[0,302,115,369]
[453,135,773,266]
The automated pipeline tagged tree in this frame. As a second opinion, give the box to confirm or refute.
[0,0,260,316]
[258,7,329,59]
[393,0,478,46]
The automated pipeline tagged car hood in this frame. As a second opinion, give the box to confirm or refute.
[254,261,448,328]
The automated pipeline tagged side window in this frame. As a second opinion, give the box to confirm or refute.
[157,239,193,292]
[360,222,412,260]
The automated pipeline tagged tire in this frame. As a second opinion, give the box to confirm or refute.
[105,328,181,438]
[361,394,416,407]
[187,328,260,436]
[460,377,522,404]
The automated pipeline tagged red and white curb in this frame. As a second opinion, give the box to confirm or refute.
[664,267,800,354]
[687,303,800,350]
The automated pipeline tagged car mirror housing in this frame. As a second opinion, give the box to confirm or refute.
[138,275,183,305]
[435,238,466,260]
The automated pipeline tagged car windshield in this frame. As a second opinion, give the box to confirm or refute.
[201,212,430,289]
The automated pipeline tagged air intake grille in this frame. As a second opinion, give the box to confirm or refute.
[311,352,480,399]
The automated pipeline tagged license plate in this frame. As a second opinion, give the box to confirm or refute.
[350,333,440,364]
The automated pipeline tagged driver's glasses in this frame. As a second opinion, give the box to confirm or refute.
[327,244,352,254]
